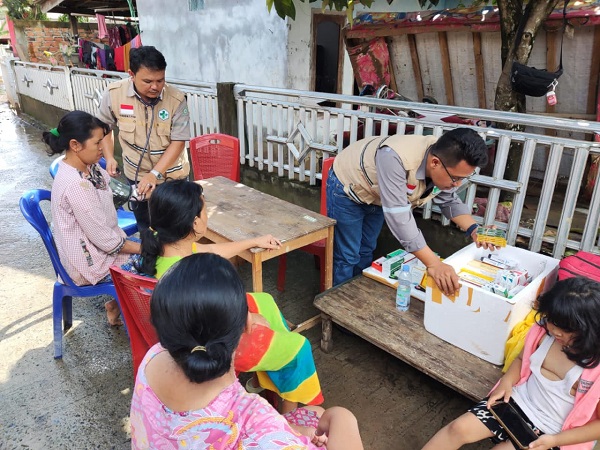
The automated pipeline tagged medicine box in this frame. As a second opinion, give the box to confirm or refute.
[382,253,406,278]
[423,244,559,365]
[362,253,426,301]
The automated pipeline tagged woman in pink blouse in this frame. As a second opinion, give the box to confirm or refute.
[130,252,364,449]
[43,110,141,325]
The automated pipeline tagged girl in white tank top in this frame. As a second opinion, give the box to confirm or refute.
[422,277,600,450]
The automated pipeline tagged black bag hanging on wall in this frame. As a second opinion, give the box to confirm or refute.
[510,0,568,97]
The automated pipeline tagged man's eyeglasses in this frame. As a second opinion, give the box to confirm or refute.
[432,153,476,184]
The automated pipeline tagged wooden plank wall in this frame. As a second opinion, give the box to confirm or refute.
[350,24,599,121]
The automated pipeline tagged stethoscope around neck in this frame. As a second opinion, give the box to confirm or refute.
[128,93,161,210]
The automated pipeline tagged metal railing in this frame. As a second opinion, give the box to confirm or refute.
[234,84,600,258]
[13,61,73,110]
[6,60,600,258]
[168,78,219,136]
[70,67,128,114]
[9,62,219,137]
[0,45,10,59]
[0,56,20,107]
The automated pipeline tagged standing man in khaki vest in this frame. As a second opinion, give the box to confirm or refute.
[97,46,190,232]
[328,128,490,295]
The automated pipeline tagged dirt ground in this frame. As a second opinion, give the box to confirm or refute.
[0,82,492,450]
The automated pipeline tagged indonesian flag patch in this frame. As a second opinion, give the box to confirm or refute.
[406,183,416,195]
[120,104,134,116]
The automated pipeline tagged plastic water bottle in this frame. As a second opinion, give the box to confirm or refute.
[396,264,412,312]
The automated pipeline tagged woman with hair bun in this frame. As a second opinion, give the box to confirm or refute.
[130,253,363,449]
[43,110,141,326]
[138,179,324,415]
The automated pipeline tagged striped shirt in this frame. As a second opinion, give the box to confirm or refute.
[51,161,129,285]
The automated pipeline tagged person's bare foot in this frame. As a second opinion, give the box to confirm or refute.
[105,300,123,326]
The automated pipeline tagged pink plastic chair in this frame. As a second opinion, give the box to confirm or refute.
[277,157,335,293]
[189,133,241,182]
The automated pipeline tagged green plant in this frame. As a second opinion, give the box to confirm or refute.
[268,0,444,20]
[4,0,47,20]
[267,0,374,21]
[57,14,89,23]
[267,0,503,21]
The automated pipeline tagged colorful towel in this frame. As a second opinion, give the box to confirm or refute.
[235,292,324,406]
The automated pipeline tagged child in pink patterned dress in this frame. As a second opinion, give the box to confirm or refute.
[130,252,363,449]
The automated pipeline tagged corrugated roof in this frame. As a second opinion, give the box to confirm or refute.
[34,0,136,16]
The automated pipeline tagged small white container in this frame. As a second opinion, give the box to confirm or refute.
[424,244,559,365]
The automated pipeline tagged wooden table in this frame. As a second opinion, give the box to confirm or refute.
[200,176,336,330]
[314,276,502,401]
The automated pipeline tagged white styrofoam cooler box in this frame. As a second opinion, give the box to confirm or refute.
[424,244,559,365]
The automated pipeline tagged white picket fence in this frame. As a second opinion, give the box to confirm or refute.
[4,58,600,258]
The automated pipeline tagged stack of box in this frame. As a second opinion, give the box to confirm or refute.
[457,254,531,299]
[372,249,408,279]
[363,249,427,301]
[476,227,508,248]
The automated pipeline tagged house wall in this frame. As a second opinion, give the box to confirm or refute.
[288,0,444,94]
[136,0,288,86]
[136,0,448,90]
[11,20,102,64]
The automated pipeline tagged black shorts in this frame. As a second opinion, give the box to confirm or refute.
[468,398,559,450]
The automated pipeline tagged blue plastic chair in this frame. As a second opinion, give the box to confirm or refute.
[49,155,138,236]
[19,189,120,359]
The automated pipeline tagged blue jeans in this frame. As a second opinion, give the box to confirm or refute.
[326,169,385,286]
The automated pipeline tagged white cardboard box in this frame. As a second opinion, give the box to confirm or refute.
[424,244,559,365]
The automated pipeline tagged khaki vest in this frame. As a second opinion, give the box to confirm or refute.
[108,80,190,181]
[333,134,439,206]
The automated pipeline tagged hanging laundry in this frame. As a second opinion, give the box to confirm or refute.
[130,35,142,49]
[96,14,108,39]
[122,42,132,72]
[114,45,125,72]
[105,46,116,71]
[118,25,131,46]
[97,48,106,70]
[78,38,84,61]
[81,40,93,67]
[108,27,122,48]
[126,22,138,40]
[91,46,98,69]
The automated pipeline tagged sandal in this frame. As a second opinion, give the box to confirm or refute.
[245,377,265,394]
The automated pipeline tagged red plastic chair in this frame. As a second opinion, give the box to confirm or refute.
[109,266,158,379]
[277,157,335,293]
[189,133,241,182]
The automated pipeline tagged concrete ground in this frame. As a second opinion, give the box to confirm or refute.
[0,83,491,449]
